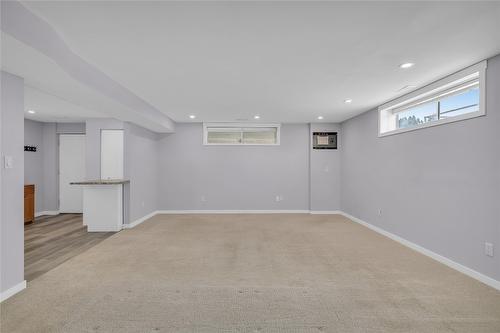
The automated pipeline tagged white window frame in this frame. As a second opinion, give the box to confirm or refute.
[203,123,281,146]
[378,60,487,137]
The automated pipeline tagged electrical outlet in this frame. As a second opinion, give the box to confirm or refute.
[485,242,494,257]
[275,195,283,202]
[377,208,382,216]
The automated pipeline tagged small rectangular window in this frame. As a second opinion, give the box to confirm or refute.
[206,127,242,144]
[203,123,280,145]
[379,61,486,136]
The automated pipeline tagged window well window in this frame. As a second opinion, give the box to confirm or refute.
[379,61,486,136]
[203,123,280,145]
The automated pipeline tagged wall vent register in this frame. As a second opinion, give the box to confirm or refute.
[378,60,486,136]
[313,132,337,149]
[203,123,280,145]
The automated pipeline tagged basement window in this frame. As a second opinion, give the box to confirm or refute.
[203,123,280,145]
[378,61,486,137]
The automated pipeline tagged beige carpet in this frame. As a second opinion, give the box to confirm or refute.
[1,214,499,332]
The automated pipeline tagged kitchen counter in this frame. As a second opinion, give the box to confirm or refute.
[70,180,128,232]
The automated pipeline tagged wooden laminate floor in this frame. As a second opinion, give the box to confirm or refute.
[25,214,115,281]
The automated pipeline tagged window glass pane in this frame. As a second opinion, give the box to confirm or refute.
[396,101,437,129]
[379,64,485,136]
[242,128,277,144]
[207,131,241,144]
[439,86,479,119]
[205,125,280,145]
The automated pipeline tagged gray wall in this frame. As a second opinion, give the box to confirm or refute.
[85,118,124,180]
[103,121,342,219]
[42,123,58,212]
[124,123,159,222]
[85,118,128,222]
[340,54,500,281]
[86,119,160,224]
[158,123,310,210]
[24,119,44,212]
[56,122,86,134]
[309,123,341,211]
[83,121,342,216]
[1,71,25,294]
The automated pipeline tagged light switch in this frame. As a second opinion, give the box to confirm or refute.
[485,242,494,257]
[4,155,13,169]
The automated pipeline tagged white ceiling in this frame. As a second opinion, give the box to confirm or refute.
[24,85,105,123]
[2,32,113,123]
[5,1,500,124]
[1,29,173,131]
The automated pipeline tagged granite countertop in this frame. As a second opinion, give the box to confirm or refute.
[70,179,130,185]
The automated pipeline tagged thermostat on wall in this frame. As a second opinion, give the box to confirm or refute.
[313,132,337,149]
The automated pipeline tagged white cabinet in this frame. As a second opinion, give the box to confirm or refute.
[83,184,123,232]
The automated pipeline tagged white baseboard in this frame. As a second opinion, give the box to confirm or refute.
[122,210,158,229]
[125,210,338,221]
[310,210,342,215]
[186,210,341,215]
[157,210,311,214]
[338,211,500,291]
[0,280,26,302]
[35,210,59,217]
[87,226,122,232]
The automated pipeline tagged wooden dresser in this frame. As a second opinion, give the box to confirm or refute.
[24,184,35,224]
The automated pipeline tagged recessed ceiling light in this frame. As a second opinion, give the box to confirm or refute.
[28,110,36,114]
[254,115,260,119]
[399,62,415,69]
[317,116,324,120]
[344,99,353,104]
[189,115,196,119]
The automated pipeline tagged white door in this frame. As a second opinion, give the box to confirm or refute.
[100,129,124,179]
[59,134,86,213]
